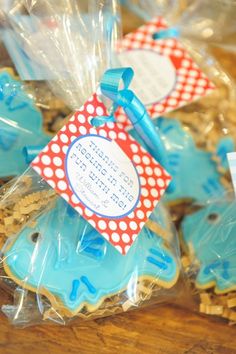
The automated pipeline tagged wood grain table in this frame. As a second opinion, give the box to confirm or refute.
[1,290,236,354]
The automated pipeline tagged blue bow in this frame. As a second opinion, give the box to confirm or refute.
[94,68,172,184]
[152,27,180,40]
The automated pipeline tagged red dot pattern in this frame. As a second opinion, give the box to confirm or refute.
[31,94,171,255]
[116,16,215,127]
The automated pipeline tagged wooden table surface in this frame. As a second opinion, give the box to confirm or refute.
[1,289,236,354]
[0,7,236,354]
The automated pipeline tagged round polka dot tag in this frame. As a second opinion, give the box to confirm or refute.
[31,93,171,255]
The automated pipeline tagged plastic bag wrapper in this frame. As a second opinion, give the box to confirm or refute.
[122,0,236,45]
[0,43,71,138]
[0,0,121,181]
[121,0,191,23]
[0,1,184,327]
[119,8,236,158]
[180,191,236,325]
[5,0,121,110]
[171,0,236,46]
[165,38,236,167]
[120,16,236,226]
[123,0,236,79]
[119,13,236,323]
[0,169,182,327]
[0,21,70,181]
[119,6,236,322]
[0,8,71,134]
[158,45,236,254]
[164,39,236,210]
[0,66,71,182]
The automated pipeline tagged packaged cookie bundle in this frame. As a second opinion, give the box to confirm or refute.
[1,186,180,325]
[0,1,183,327]
[118,15,235,209]
[116,12,236,322]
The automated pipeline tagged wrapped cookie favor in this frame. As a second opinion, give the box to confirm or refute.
[0,67,183,326]
[117,15,235,221]
[0,1,183,327]
[115,9,236,325]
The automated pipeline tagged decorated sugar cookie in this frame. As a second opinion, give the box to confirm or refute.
[0,70,50,178]
[3,199,179,317]
[130,117,230,204]
[181,198,236,294]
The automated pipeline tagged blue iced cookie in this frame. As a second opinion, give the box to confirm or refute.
[0,70,50,178]
[130,117,232,203]
[181,198,236,294]
[3,199,179,316]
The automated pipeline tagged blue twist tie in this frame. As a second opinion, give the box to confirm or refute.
[152,27,180,40]
[99,67,174,191]
[22,145,45,164]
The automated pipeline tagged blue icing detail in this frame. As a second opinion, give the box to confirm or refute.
[150,248,172,263]
[146,256,168,270]
[79,229,106,261]
[0,71,50,178]
[70,277,96,302]
[222,261,230,280]
[203,260,230,281]
[81,238,105,247]
[81,276,96,294]
[4,199,178,314]
[0,126,18,151]
[204,260,222,275]
[130,117,226,203]
[216,137,235,169]
[182,199,236,293]
[70,280,80,302]
[65,203,78,218]
[82,246,104,260]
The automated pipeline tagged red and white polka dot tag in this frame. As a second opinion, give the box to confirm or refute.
[31,94,171,255]
[116,16,215,128]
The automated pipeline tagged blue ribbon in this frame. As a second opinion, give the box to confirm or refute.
[22,145,45,164]
[97,68,172,182]
[152,27,180,40]
[95,67,174,191]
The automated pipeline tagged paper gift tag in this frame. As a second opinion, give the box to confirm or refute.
[117,16,215,127]
[31,94,171,254]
